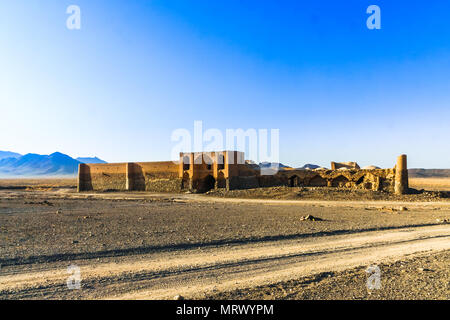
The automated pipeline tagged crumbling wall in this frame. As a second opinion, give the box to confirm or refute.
[78,161,182,192]
[145,178,183,192]
[78,154,406,194]
[235,176,259,189]
[278,168,396,192]
[78,163,127,191]
[138,161,182,192]
[138,161,179,179]
[79,164,398,193]
[331,161,361,170]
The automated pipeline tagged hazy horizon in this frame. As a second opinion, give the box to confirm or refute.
[0,150,449,171]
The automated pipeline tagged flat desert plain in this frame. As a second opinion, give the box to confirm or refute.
[0,178,449,300]
[410,177,450,191]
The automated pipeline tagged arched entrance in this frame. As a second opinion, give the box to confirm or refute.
[356,175,365,185]
[288,175,300,187]
[199,175,216,193]
[181,172,190,190]
[217,172,226,188]
[309,175,327,187]
[331,175,350,187]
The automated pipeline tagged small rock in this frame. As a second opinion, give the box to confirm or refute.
[72,240,79,244]
[300,215,323,221]
[398,206,408,211]
[174,295,184,300]
[56,209,62,214]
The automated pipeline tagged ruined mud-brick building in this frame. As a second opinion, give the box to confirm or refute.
[78,152,409,194]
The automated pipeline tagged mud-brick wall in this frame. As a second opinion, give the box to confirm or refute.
[278,168,396,192]
[258,175,287,188]
[235,176,259,189]
[137,161,182,192]
[366,168,396,192]
[82,163,127,191]
[145,178,183,192]
[79,161,183,192]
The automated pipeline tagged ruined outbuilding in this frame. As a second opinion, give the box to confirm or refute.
[78,152,409,195]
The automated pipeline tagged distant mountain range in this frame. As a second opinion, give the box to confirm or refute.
[408,169,450,178]
[299,163,321,170]
[1,150,448,178]
[0,151,107,177]
[76,157,107,164]
[259,162,290,169]
[0,151,22,160]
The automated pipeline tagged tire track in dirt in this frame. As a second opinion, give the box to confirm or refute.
[1,225,449,299]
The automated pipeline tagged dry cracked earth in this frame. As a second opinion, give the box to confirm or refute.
[0,183,449,300]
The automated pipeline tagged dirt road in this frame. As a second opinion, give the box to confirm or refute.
[1,223,449,299]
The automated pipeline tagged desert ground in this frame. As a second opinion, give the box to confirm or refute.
[410,177,450,191]
[0,178,449,300]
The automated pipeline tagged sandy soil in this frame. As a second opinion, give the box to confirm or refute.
[1,221,448,300]
[0,179,77,191]
[206,186,450,201]
[0,187,449,300]
[410,177,450,191]
[210,250,449,300]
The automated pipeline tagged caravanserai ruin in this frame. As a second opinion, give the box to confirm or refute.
[78,152,409,195]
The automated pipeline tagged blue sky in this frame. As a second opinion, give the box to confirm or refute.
[0,1,449,168]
